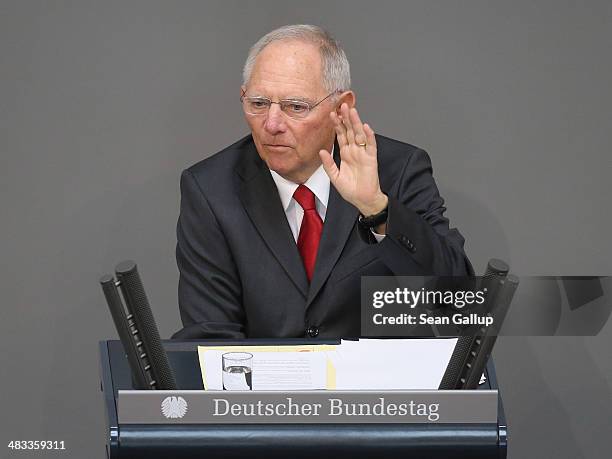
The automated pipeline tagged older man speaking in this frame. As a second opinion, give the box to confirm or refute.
[173,24,472,339]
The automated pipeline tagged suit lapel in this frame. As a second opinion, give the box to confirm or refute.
[306,139,359,306]
[237,140,309,298]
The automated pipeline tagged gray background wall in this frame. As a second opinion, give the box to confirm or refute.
[1,1,610,457]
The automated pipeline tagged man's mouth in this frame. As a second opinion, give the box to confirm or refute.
[264,144,293,151]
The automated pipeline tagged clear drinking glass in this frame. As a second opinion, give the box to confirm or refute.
[222,352,253,390]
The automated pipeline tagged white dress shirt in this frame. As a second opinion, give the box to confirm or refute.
[270,162,329,242]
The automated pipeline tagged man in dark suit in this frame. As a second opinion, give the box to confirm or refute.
[173,25,472,339]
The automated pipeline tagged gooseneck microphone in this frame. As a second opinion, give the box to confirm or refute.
[100,261,177,390]
[439,259,519,390]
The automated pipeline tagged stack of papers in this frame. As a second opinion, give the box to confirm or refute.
[198,338,457,391]
[331,338,457,390]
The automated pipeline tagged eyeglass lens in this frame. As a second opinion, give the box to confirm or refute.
[243,98,311,118]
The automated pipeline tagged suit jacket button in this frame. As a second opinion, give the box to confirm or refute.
[399,235,416,253]
[307,326,319,338]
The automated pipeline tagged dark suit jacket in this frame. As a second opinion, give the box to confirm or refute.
[172,134,472,339]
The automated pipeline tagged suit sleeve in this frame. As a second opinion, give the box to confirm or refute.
[372,148,474,276]
[172,169,246,339]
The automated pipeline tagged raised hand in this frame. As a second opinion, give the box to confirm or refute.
[319,103,388,217]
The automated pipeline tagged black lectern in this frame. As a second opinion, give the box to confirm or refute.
[99,340,508,459]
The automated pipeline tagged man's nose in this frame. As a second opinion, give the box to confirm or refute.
[263,104,287,134]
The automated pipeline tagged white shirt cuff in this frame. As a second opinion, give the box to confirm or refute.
[371,230,386,243]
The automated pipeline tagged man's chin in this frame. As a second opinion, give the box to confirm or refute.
[256,148,317,183]
[268,163,295,179]
[260,151,294,172]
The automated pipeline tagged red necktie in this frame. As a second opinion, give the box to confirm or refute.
[293,184,323,282]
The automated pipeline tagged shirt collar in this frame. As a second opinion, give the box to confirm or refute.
[270,144,333,211]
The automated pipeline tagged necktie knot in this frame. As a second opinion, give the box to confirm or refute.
[293,184,317,211]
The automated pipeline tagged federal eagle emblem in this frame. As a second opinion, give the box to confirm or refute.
[161,396,188,419]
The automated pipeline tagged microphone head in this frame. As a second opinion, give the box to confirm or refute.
[483,258,510,279]
[115,260,137,276]
[99,274,115,284]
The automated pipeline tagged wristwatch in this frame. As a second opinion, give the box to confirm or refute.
[358,205,388,229]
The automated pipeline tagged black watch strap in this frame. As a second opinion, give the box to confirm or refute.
[358,205,388,229]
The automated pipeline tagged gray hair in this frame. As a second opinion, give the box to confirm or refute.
[242,24,351,92]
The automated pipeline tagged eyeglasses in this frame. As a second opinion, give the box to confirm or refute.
[240,89,339,120]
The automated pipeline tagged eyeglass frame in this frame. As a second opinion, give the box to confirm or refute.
[240,89,341,119]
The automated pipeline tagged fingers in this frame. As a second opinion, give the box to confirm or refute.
[334,103,368,146]
[340,103,356,145]
[363,123,376,152]
[330,111,348,148]
[331,103,376,153]
[349,107,368,147]
[319,149,340,184]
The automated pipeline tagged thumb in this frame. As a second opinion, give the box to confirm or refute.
[319,149,339,184]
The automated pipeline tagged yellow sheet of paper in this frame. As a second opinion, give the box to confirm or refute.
[197,345,337,390]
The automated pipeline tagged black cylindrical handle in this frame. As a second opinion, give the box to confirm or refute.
[115,261,177,390]
[100,274,149,389]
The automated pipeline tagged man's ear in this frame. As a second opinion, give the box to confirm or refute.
[335,90,356,113]
[240,85,246,98]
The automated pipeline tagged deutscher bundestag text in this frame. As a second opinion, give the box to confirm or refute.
[213,397,440,421]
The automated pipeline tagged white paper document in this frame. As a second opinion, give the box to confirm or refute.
[333,338,457,390]
[198,338,458,391]
[201,351,328,391]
